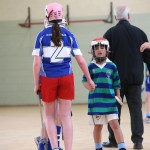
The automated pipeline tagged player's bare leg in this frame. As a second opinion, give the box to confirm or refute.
[43,101,58,149]
[59,99,73,150]
[109,120,126,149]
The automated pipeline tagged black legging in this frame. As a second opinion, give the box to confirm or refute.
[108,84,143,144]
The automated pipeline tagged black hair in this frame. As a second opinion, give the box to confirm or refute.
[51,20,62,46]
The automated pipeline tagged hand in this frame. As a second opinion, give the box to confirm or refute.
[115,95,123,106]
[140,42,150,52]
[117,95,122,101]
[34,85,40,95]
[87,80,96,91]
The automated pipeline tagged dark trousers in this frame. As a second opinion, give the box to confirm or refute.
[108,84,144,144]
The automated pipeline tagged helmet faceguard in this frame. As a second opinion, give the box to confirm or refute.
[94,57,107,63]
[62,18,68,26]
[91,37,110,63]
[45,3,63,22]
[44,18,49,28]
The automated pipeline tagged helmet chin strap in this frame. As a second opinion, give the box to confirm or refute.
[95,57,106,63]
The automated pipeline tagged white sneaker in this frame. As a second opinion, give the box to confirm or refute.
[34,136,40,147]
[143,117,150,123]
[52,148,60,150]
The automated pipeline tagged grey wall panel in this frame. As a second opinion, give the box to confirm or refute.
[0,13,150,105]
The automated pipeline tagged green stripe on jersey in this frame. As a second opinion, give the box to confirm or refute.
[94,77,113,84]
[88,98,116,103]
[88,107,118,113]
[90,88,115,94]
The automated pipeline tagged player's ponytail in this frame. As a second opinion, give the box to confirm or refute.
[52,21,62,47]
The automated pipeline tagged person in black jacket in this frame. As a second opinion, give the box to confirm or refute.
[102,5,150,149]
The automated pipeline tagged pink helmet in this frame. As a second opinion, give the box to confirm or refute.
[45,3,63,21]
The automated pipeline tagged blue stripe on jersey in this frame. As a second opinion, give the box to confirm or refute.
[89,93,115,99]
[88,111,118,115]
[95,83,114,89]
[42,58,72,77]
[114,75,120,81]
[88,102,117,108]
[91,72,113,79]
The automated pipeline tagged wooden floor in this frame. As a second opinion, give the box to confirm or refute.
[0,103,150,150]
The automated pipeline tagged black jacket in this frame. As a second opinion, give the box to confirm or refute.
[103,20,150,85]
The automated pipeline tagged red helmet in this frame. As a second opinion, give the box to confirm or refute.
[91,37,110,63]
[91,37,109,51]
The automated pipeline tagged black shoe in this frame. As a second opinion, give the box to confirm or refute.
[96,148,102,150]
[133,143,143,149]
[102,141,117,148]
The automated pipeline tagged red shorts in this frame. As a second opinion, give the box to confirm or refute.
[40,74,74,102]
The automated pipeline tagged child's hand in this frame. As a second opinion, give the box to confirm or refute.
[83,82,95,91]
[115,96,123,106]
[88,80,96,91]
[117,95,122,101]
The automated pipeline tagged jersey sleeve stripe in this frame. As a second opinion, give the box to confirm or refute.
[73,49,82,56]
[32,49,40,56]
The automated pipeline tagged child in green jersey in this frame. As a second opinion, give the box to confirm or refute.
[82,37,126,150]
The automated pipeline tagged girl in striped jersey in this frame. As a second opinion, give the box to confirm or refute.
[34,17,69,150]
[82,38,126,150]
[32,3,95,150]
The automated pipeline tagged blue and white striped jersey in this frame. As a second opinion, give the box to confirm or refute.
[32,24,82,77]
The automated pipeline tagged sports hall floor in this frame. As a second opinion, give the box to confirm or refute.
[0,103,150,150]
